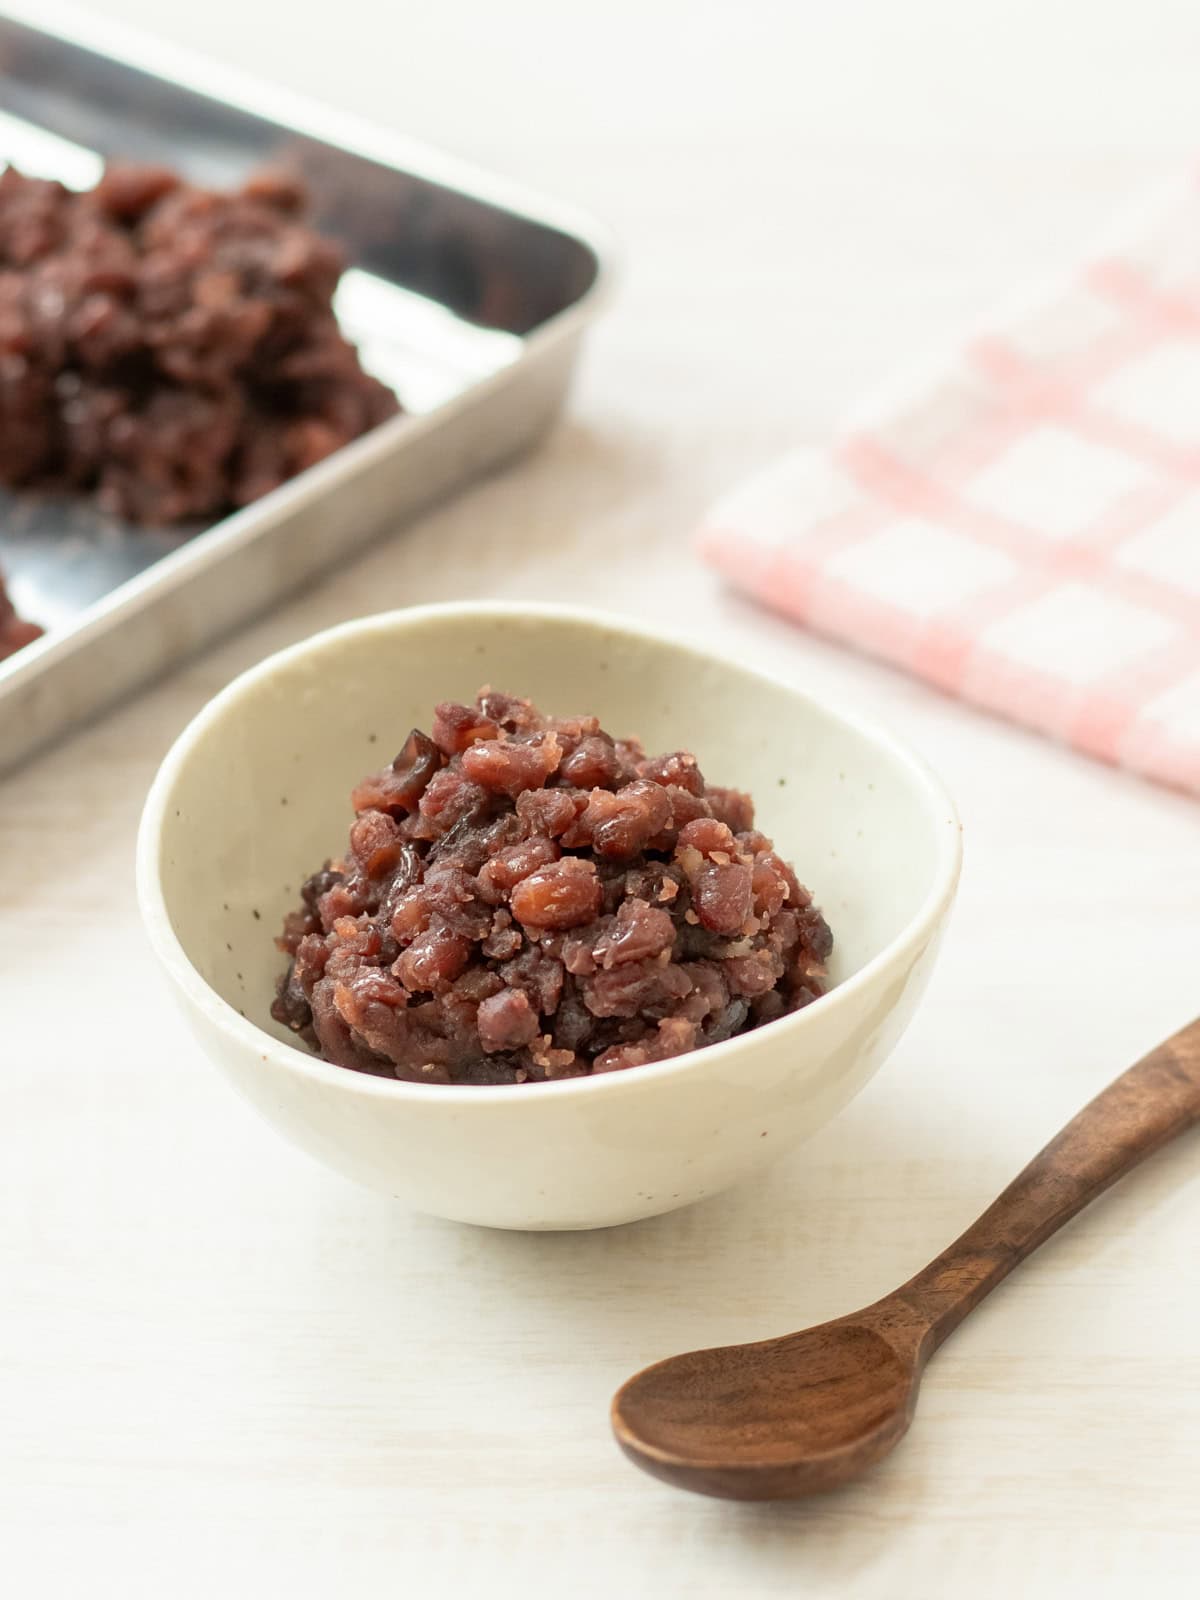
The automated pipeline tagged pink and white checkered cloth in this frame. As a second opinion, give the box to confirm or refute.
[699,175,1200,799]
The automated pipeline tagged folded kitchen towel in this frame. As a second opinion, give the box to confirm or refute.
[699,174,1200,799]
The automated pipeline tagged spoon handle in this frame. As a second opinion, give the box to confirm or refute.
[895,1017,1200,1350]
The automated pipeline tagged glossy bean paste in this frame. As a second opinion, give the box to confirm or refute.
[273,690,833,1084]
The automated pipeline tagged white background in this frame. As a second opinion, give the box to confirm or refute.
[3,2,1199,1596]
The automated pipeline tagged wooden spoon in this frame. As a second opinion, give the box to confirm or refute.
[612,1016,1200,1501]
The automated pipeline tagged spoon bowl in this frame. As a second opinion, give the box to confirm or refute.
[613,1313,927,1500]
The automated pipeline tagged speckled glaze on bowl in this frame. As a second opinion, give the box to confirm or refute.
[136,603,961,1230]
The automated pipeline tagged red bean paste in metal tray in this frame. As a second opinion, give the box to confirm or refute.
[0,162,398,654]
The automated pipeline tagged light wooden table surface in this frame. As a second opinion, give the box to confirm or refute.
[4,3,1199,1595]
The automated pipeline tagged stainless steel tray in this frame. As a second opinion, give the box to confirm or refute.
[0,2,612,771]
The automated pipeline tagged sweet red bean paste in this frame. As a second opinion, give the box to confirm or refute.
[272,690,833,1085]
[0,163,397,525]
[0,571,41,661]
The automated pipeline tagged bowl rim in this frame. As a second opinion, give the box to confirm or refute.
[136,600,962,1105]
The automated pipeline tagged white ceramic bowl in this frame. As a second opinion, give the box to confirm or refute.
[137,603,960,1230]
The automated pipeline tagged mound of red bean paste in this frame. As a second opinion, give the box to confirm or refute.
[0,162,398,663]
[273,691,833,1084]
[0,163,398,524]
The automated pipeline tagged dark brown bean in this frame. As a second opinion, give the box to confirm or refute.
[592,899,676,968]
[477,988,540,1052]
[461,732,562,797]
[394,921,471,993]
[560,735,621,789]
[432,700,500,755]
[706,785,755,833]
[477,836,561,901]
[510,858,602,931]
[639,751,705,795]
[693,861,755,935]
